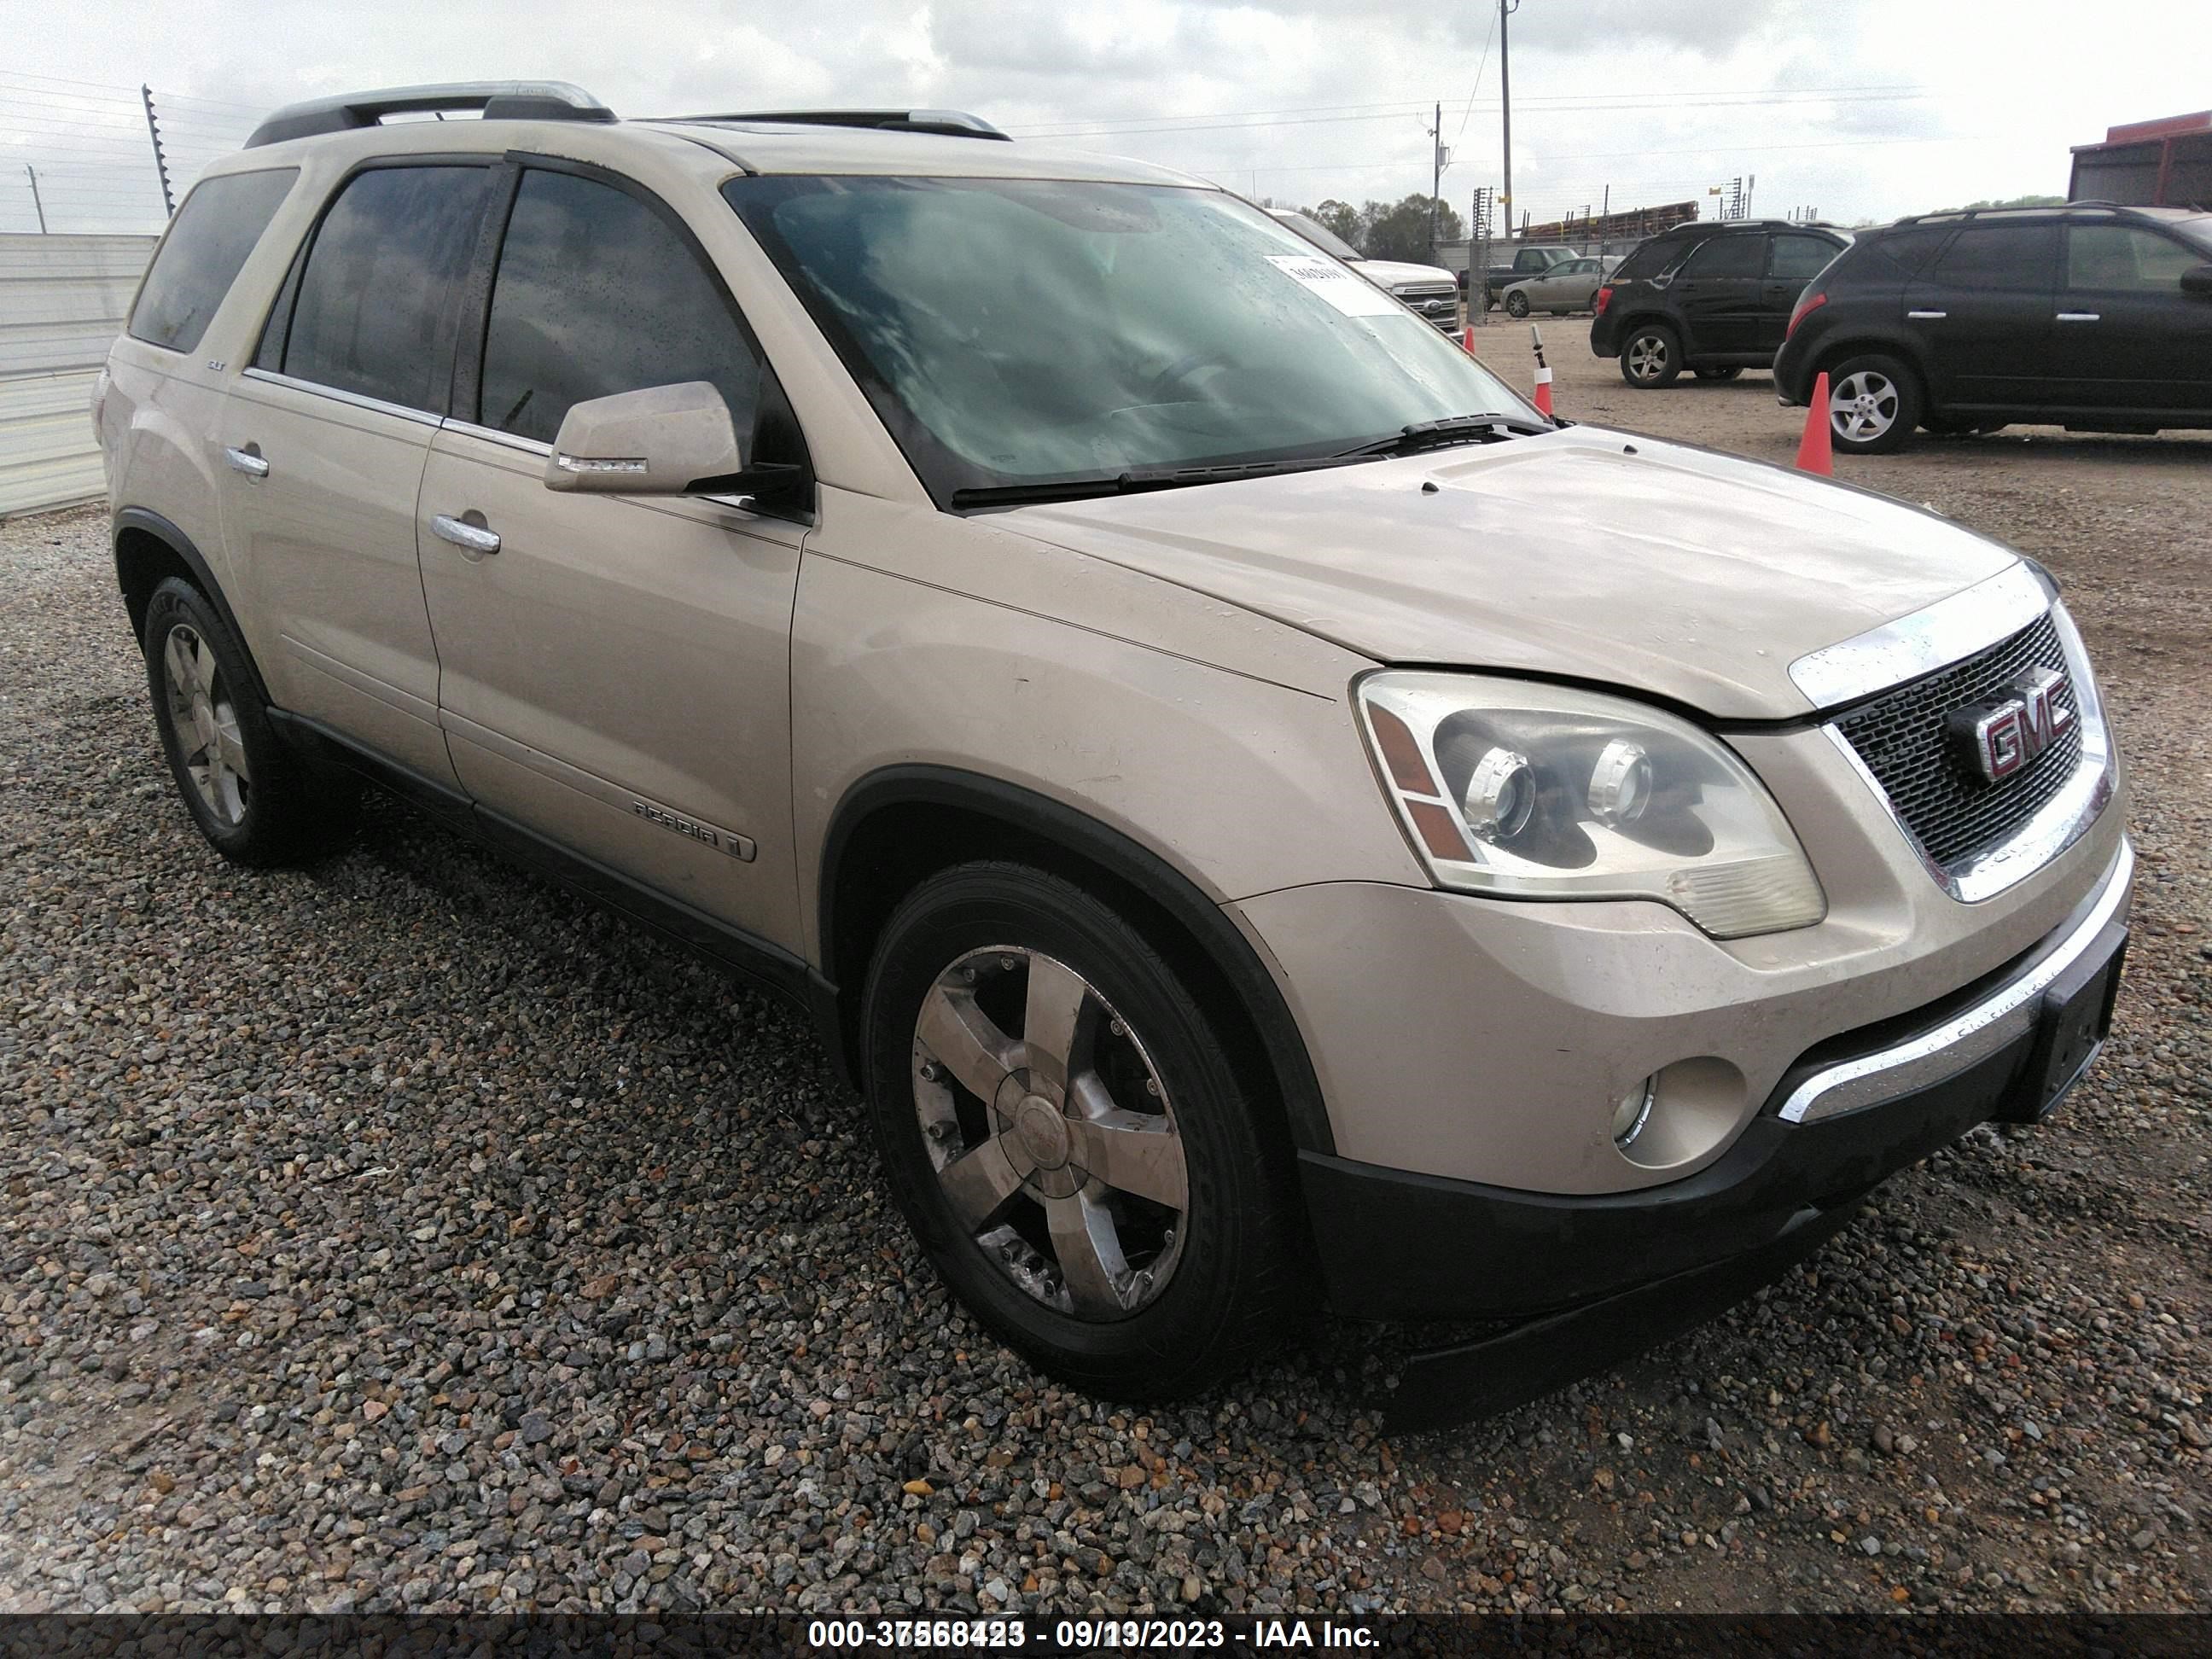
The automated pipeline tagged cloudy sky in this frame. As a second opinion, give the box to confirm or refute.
[4,0,2209,237]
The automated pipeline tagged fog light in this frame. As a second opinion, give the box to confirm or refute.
[1463,746,1536,842]
[1613,1076,1656,1146]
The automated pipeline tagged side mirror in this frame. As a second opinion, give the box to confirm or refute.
[544,381,742,494]
[2181,264,2212,298]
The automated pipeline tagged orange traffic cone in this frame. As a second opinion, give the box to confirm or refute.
[1461,322,1476,356]
[1529,324,1554,417]
[1796,371,1833,475]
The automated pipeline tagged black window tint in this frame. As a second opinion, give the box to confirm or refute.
[1610,240,1674,281]
[479,170,761,446]
[128,169,297,353]
[1870,225,1951,276]
[1930,224,2059,289]
[2066,224,2201,291]
[1767,235,1838,282]
[1681,235,1767,278]
[283,166,491,411]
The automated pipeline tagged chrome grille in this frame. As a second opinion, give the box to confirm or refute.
[1835,612,2081,868]
[1393,282,1461,329]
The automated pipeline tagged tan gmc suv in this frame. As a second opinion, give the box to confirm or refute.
[96,84,2132,1425]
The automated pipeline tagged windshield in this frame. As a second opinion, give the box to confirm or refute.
[723,176,1528,504]
[1272,209,1364,262]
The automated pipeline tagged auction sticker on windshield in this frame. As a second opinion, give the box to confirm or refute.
[1265,253,1398,316]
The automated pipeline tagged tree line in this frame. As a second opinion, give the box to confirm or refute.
[1298,195,1465,265]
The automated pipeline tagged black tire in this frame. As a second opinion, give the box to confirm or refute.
[1504,290,1530,317]
[1694,366,1743,381]
[861,860,1304,1400]
[1824,352,1922,455]
[1619,323,1683,388]
[141,577,358,865]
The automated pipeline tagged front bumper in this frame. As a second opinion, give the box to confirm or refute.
[1301,835,2131,1326]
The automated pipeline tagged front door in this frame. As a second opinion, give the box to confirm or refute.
[2052,222,2212,411]
[1904,220,2058,410]
[416,162,807,949]
[216,162,493,788]
[1671,233,1769,355]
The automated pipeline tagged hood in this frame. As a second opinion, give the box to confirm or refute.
[993,426,2021,720]
[1353,258,1458,289]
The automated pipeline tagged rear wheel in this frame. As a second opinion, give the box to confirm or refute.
[1825,353,1922,454]
[861,862,1303,1399]
[1504,290,1531,317]
[142,577,358,865]
[1619,323,1682,388]
[1694,366,1743,381]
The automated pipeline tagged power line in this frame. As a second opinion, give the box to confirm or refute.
[1456,9,1500,141]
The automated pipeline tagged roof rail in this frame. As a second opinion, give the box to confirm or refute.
[244,81,615,149]
[1892,201,2118,226]
[672,108,1010,141]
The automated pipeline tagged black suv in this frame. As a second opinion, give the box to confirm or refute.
[1591,220,1850,388]
[1774,203,2212,453]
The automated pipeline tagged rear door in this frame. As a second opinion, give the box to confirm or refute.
[1904,221,2058,410]
[218,162,493,787]
[2052,222,2212,411]
[1671,233,1768,354]
[416,160,807,947]
[1758,233,1842,352]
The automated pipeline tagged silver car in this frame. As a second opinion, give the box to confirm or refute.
[1501,254,1622,317]
[96,84,2131,1421]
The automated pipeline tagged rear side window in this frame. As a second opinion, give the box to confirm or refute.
[1929,224,2059,289]
[477,169,762,446]
[127,169,297,353]
[1680,235,1767,278]
[2066,224,2201,292]
[278,166,492,412]
[1610,239,1677,281]
[1767,235,1839,282]
[1867,225,1952,276]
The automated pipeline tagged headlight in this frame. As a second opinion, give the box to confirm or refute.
[1358,672,1826,939]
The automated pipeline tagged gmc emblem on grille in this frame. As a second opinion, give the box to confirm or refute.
[1948,667,2074,783]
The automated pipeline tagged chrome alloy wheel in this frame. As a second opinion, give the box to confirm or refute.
[162,622,249,825]
[1831,369,1900,445]
[911,946,1189,1320]
[1626,332,1669,382]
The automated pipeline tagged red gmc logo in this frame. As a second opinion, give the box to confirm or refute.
[1950,668,2075,783]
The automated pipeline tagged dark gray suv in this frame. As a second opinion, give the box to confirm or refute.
[1591,220,1850,387]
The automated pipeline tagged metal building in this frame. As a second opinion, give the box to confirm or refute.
[1,233,153,518]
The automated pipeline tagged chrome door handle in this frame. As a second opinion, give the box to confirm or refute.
[223,445,270,477]
[2056,311,2100,323]
[431,513,501,555]
[1906,309,1947,320]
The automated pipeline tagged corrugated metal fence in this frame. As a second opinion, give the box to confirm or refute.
[1,233,154,518]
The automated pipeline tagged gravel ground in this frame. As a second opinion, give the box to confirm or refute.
[1,331,2205,1615]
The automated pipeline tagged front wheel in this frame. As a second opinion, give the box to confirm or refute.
[1619,323,1682,388]
[861,862,1304,1400]
[1504,291,1531,317]
[1825,353,1923,454]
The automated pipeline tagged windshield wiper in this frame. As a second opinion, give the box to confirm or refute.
[951,455,1358,508]
[1334,414,1550,459]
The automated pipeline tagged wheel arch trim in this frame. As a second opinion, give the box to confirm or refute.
[112,507,275,708]
[818,764,1336,1155]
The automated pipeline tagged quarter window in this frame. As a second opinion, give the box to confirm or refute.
[279,166,492,412]
[1928,224,2059,289]
[1680,236,1767,279]
[478,170,762,446]
[2066,225,2200,292]
[128,169,297,353]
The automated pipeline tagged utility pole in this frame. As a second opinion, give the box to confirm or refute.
[25,165,46,234]
[141,84,174,218]
[1499,0,1518,242]
[1428,100,1445,261]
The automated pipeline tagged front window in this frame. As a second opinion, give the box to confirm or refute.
[724,177,1529,504]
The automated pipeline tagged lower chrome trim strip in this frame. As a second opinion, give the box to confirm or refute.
[1777,836,2132,1126]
